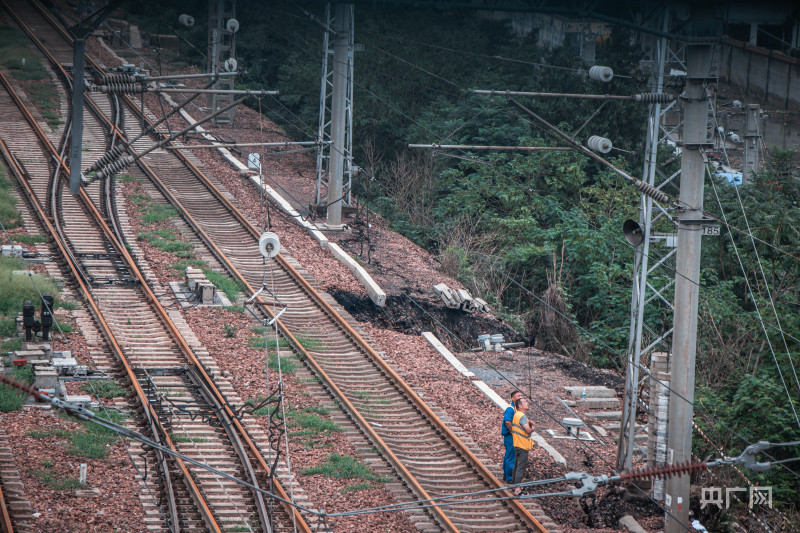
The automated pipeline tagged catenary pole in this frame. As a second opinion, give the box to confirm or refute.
[664,43,714,533]
[327,3,352,225]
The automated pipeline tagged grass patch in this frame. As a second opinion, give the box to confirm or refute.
[247,333,320,352]
[171,259,208,271]
[301,454,390,482]
[115,174,139,182]
[137,231,195,257]
[248,398,281,418]
[1,338,22,354]
[0,319,16,337]
[228,305,245,313]
[28,468,82,490]
[62,410,127,459]
[81,380,125,399]
[248,335,290,349]
[141,204,179,224]
[130,193,179,225]
[0,256,60,317]
[0,165,23,230]
[169,433,207,443]
[268,352,297,372]
[11,234,46,244]
[27,427,71,439]
[0,365,33,412]
[55,300,79,310]
[340,481,375,493]
[0,26,48,81]
[290,410,340,432]
[202,268,244,300]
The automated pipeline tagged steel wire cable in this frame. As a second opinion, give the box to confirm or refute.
[133,7,800,519]
[205,19,800,478]
[706,101,800,422]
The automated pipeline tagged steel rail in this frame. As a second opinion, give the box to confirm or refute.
[7,3,311,529]
[0,482,12,533]
[91,21,546,533]
[0,70,221,532]
[20,2,547,530]
[115,52,548,533]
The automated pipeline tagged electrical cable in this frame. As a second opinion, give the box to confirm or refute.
[215,16,800,476]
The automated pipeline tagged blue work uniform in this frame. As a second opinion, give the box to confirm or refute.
[502,405,516,482]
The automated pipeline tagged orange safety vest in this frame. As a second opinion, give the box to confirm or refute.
[511,410,532,450]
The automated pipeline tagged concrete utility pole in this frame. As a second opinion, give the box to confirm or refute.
[664,43,714,533]
[327,3,353,226]
[742,103,761,183]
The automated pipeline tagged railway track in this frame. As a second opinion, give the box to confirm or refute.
[3,0,558,531]
[0,3,311,532]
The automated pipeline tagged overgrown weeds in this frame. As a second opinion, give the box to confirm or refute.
[0,365,33,412]
[301,453,390,482]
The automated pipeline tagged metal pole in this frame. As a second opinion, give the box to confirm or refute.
[617,18,669,473]
[69,38,86,194]
[327,3,351,225]
[664,43,713,533]
[315,3,332,206]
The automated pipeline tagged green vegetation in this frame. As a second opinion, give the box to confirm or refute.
[28,468,83,490]
[0,256,61,317]
[138,230,195,258]
[170,259,208,271]
[10,234,46,244]
[290,410,340,433]
[0,365,33,412]
[28,410,127,459]
[81,380,126,399]
[66,410,127,459]
[202,268,245,300]
[0,26,47,80]
[1,338,22,355]
[169,433,207,443]
[301,454,390,483]
[0,319,16,337]
[27,85,61,129]
[126,2,800,515]
[131,193,179,225]
[248,335,290,349]
[115,174,140,182]
[248,332,320,352]
[339,481,375,494]
[223,324,237,337]
[0,164,23,230]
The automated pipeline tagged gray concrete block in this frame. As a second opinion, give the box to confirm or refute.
[577,398,620,409]
[563,385,616,398]
[619,514,648,533]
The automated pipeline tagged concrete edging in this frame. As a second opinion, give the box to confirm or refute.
[422,331,567,467]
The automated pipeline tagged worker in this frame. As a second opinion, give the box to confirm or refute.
[502,390,522,483]
[511,396,534,496]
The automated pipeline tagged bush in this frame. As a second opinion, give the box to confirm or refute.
[0,365,33,412]
[0,256,60,317]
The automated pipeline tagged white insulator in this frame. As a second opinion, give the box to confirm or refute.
[587,135,613,154]
[223,58,238,73]
[226,18,240,33]
[589,65,614,83]
[258,232,280,258]
[178,14,195,27]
